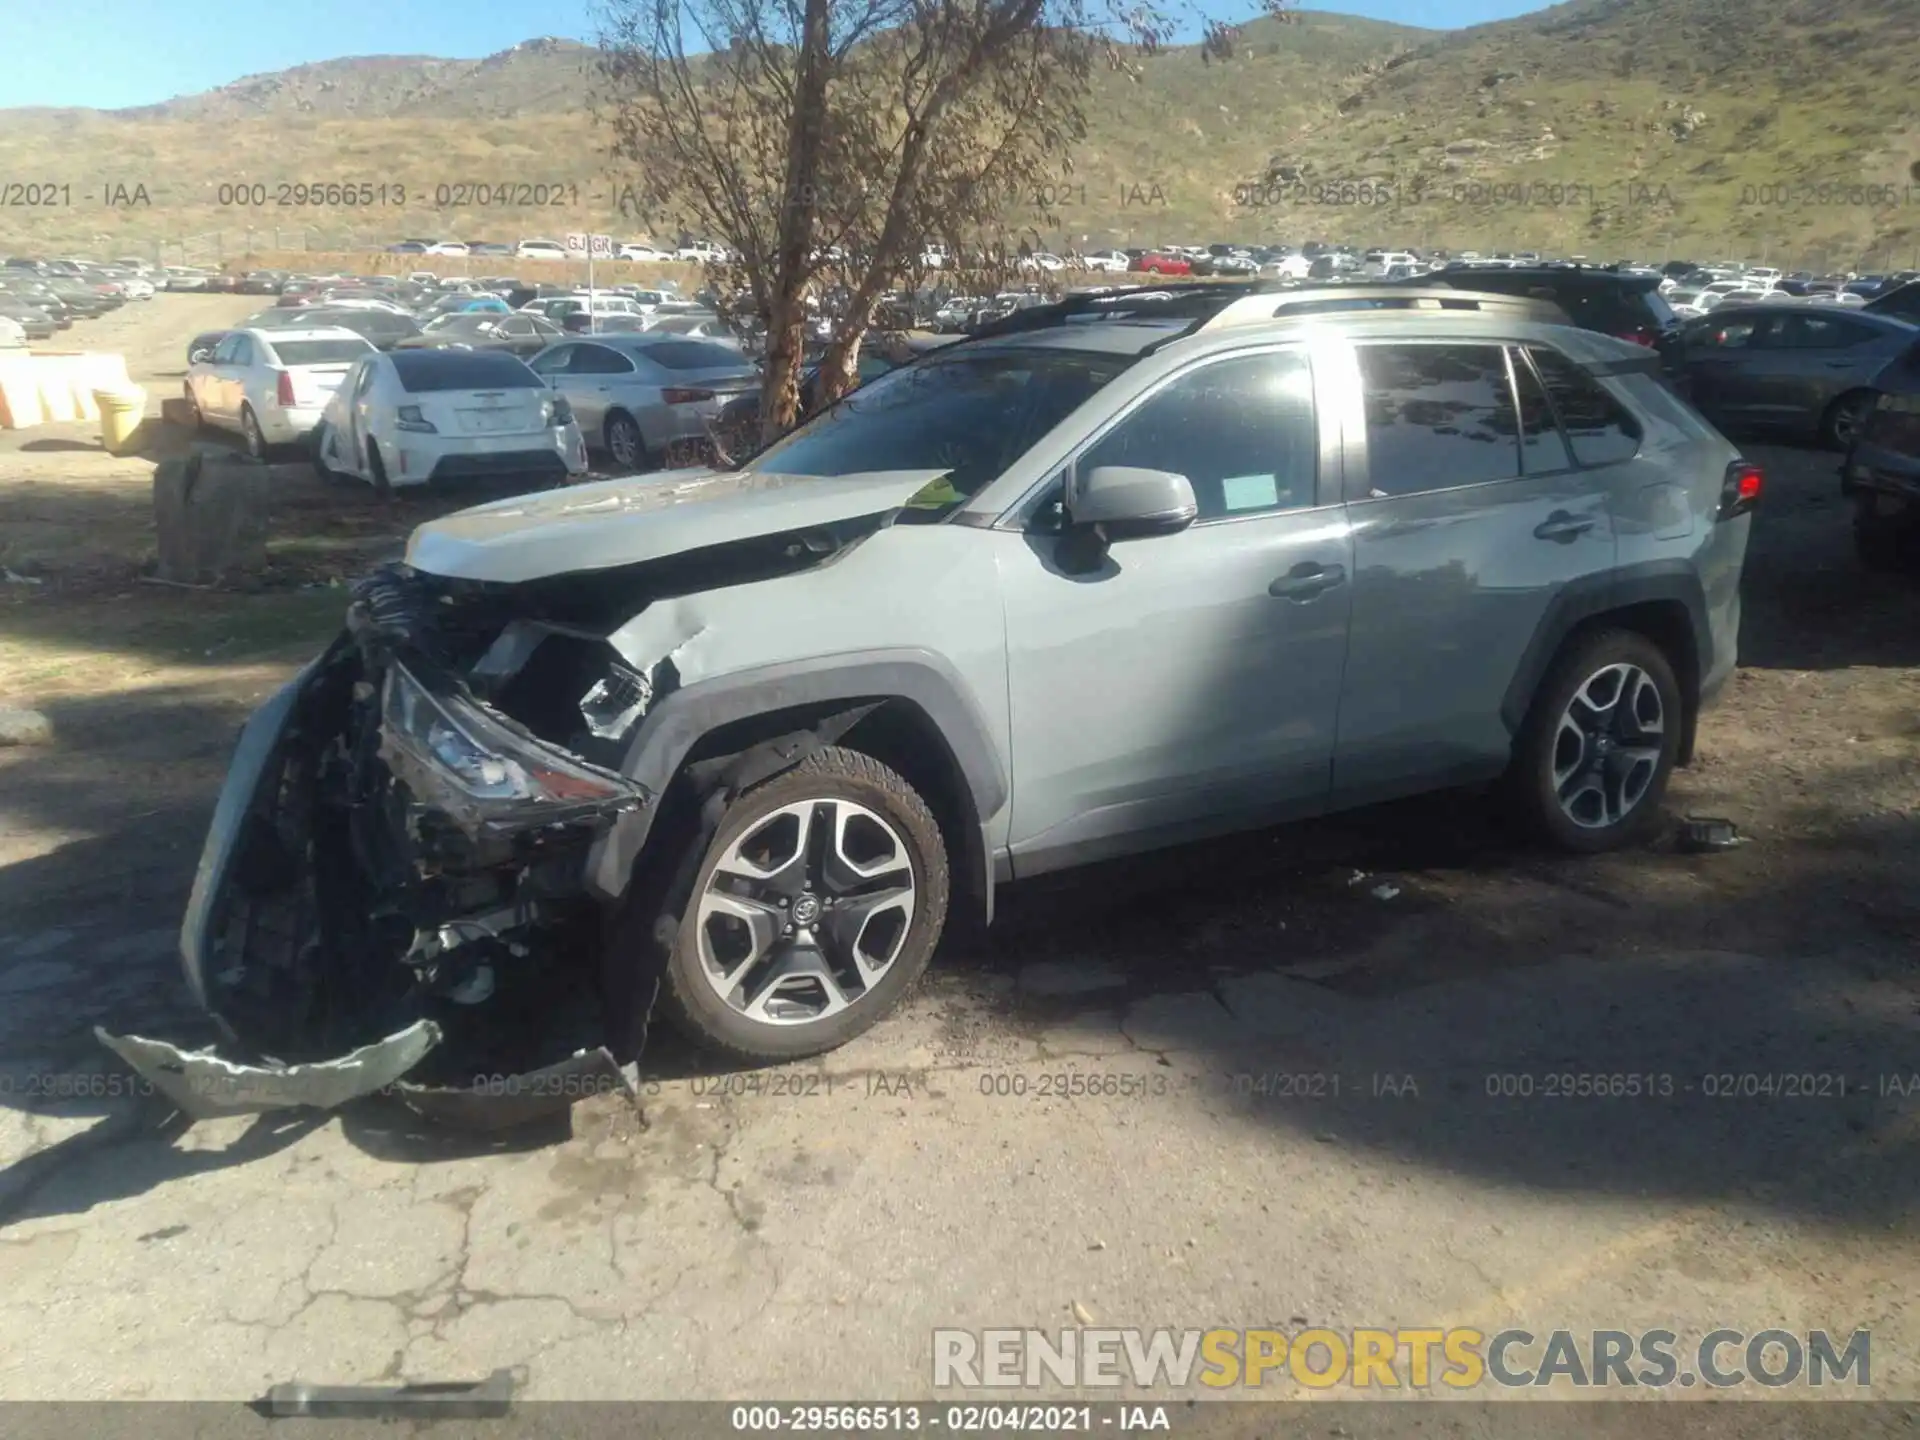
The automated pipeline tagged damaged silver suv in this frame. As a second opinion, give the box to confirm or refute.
[103,284,1759,1118]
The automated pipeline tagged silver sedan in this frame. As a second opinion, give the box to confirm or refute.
[527,334,759,470]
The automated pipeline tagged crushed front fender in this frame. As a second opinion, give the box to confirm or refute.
[95,1020,442,1120]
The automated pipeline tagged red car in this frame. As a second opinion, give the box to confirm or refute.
[1130,250,1193,276]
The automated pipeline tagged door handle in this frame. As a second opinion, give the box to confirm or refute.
[1269,562,1346,600]
[1534,511,1596,542]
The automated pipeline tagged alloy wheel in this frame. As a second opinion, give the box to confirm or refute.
[1831,396,1869,451]
[242,408,264,460]
[694,798,917,1026]
[608,416,643,470]
[1551,663,1665,829]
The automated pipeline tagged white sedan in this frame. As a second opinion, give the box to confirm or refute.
[517,240,570,261]
[619,244,673,262]
[186,326,376,459]
[1079,250,1129,272]
[425,241,470,256]
[311,347,587,492]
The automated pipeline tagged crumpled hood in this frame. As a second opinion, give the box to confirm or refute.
[405,469,952,584]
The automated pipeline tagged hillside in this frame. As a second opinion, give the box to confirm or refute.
[2,2,1918,266]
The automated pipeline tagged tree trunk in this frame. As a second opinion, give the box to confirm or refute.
[760,0,833,440]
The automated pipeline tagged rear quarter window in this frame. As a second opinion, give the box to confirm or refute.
[389,351,543,392]
[1526,347,1644,465]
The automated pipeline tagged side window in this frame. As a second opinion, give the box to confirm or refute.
[1355,343,1520,497]
[1526,347,1643,467]
[229,336,256,368]
[1698,315,1766,348]
[1509,348,1574,474]
[353,358,378,398]
[570,345,636,375]
[1775,314,1868,349]
[1075,350,1319,521]
[527,345,572,375]
[212,334,244,365]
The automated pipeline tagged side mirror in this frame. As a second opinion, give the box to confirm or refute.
[1068,466,1198,540]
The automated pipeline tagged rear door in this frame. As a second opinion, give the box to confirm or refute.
[552,342,631,438]
[1745,311,1886,427]
[1679,311,1775,427]
[1329,339,1619,804]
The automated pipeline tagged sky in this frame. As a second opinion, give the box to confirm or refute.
[1,1,1556,111]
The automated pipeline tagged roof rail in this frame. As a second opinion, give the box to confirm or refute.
[1201,286,1572,331]
[959,280,1278,341]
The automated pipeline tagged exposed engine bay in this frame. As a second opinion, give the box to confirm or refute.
[97,509,893,1127]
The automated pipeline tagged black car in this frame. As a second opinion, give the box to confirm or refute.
[1864,280,1920,323]
[392,310,563,358]
[1839,334,1920,567]
[0,296,57,339]
[240,270,287,295]
[1400,265,1686,386]
[1675,305,1916,450]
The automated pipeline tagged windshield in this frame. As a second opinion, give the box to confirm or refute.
[425,313,498,335]
[743,348,1131,512]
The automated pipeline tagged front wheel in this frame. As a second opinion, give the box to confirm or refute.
[605,412,648,472]
[1822,390,1875,451]
[649,747,950,1063]
[1508,629,1683,854]
[310,422,342,484]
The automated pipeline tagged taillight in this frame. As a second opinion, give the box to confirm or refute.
[1718,460,1763,520]
[276,371,296,406]
[661,387,715,404]
[1612,327,1656,347]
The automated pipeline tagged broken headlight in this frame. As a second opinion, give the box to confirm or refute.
[382,661,632,807]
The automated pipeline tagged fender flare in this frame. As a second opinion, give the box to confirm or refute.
[584,648,1009,906]
[1500,562,1712,763]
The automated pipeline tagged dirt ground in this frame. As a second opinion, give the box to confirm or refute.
[0,296,1917,1419]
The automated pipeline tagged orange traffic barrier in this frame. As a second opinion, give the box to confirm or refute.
[0,352,133,429]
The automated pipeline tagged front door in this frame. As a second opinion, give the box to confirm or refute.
[997,346,1353,876]
[1329,339,1622,803]
[1682,311,1776,428]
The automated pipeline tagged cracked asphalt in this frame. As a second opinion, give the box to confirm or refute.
[1,297,1919,1411]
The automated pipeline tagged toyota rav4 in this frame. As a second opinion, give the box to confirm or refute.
[102,284,1757,1122]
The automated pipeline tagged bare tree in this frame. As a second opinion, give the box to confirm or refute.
[597,0,1290,446]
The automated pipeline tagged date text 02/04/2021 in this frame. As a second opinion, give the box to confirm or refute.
[728,1404,1172,1432]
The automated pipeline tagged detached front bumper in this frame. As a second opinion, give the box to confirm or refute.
[99,582,653,1126]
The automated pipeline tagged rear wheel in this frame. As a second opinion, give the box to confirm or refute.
[1509,629,1683,854]
[605,412,648,472]
[366,440,393,497]
[239,404,267,461]
[1821,389,1875,451]
[645,747,950,1063]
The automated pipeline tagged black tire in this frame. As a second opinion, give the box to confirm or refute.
[605,411,648,473]
[1508,628,1683,854]
[239,404,268,461]
[1821,389,1875,452]
[366,439,393,497]
[310,422,341,484]
[646,746,950,1063]
[184,383,203,431]
[1854,494,1911,571]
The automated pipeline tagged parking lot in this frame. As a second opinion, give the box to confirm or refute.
[1,296,1918,1405]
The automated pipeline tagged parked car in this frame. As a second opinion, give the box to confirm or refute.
[0,315,26,349]
[1839,332,1920,567]
[393,310,566,358]
[425,241,470,257]
[1129,250,1192,276]
[103,283,1758,1109]
[619,243,674,262]
[185,326,378,459]
[528,333,759,470]
[239,270,287,295]
[311,347,587,491]
[468,241,517,257]
[292,306,425,351]
[387,241,431,255]
[676,241,729,264]
[1080,250,1129,273]
[0,295,58,339]
[1864,280,1920,323]
[1404,265,1687,390]
[1676,305,1916,449]
[517,240,570,261]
